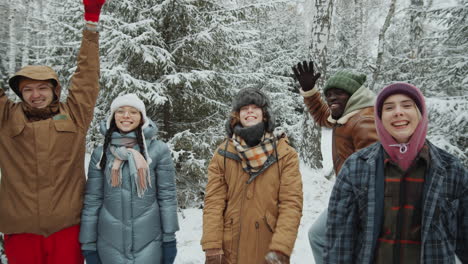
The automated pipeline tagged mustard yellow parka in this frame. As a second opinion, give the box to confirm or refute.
[201,137,303,264]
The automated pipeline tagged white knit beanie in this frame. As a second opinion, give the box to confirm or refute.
[106,93,149,129]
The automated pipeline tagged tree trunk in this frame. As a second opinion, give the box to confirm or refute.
[409,0,424,58]
[299,0,334,169]
[8,4,17,75]
[21,0,32,67]
[370,0,396,91]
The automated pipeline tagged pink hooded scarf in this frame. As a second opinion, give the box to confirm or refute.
[374,83,428,171]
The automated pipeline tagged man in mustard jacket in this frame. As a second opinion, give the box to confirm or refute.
[201,88,303,264]
[292,61,378,264]
[0,1,105,263]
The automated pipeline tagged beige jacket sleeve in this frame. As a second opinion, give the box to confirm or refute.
[201,150,228,250]
[0,89,14,128]
[65,30,100,129]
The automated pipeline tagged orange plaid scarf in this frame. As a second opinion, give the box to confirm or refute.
[232,132,276,174]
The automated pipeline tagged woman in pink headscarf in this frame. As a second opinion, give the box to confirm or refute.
[324,82,467,264]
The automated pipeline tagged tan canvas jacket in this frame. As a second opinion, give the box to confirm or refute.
[0,30,100,236]
[201,138,303,264]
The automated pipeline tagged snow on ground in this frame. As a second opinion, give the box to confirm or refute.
[174,163,334,264]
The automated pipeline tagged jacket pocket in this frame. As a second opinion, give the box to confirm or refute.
[54,120,77,133]
[53,120,77,154]
[264,211,277,233]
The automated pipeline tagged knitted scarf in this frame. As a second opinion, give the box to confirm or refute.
[104,132,151,198]
[232,131,276,175]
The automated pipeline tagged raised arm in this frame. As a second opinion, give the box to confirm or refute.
[292,61,333,128]
[0,89,15,128]
[65,0,105,129]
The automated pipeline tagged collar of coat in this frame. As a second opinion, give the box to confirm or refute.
[219,135,293,161]
[218,136,294,184]
[353,140,448,199]
[327,85,375,125]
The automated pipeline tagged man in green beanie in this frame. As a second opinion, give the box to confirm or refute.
[292,61,378,264]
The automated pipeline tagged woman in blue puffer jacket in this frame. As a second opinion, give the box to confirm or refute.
[79,93,179,264]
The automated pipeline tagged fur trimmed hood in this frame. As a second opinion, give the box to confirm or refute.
[225,88,275,137]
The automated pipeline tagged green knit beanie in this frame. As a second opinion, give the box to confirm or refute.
[323,71,367,95]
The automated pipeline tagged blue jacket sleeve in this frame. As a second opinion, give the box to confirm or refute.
[154,141,179,242]
[324,161,358,264]
[79,147,105,251]
[456,163,468,262]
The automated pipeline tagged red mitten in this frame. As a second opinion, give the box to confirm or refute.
[83,0,106,22]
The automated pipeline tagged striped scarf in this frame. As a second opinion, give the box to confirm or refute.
[232,132,276,175]
[104,134,151,198]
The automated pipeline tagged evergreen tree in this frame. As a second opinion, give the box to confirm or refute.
[155,0,258,207]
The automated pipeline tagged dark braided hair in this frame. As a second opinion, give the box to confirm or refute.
[99,115,146,170]
[135,125,147,161]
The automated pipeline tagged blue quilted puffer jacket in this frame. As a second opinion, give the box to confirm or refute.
[79,120,179,264]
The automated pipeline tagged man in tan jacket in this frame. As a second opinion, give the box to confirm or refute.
[0,1,105,263]
[292,61,378,264]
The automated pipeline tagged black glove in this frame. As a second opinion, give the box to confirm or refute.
[82,250,102,264]
[162,240,177,264]
[292,61,321,92]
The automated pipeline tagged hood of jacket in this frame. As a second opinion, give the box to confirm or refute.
[8,65,62,100]
[342,85,375,117]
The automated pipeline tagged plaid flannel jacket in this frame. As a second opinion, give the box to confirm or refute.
[324,141,468,264]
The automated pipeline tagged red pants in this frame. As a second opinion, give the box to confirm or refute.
[4,225,84,264]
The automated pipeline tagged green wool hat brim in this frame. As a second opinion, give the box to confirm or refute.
[323,71,367,95]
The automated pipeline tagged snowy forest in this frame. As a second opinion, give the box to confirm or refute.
[1,0,467,219]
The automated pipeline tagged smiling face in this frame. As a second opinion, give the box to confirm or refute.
[21,82,56,109]
[381,94,420,143]
[239,104,263,127]
[325,88,351,119]
[114,106,142,133]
